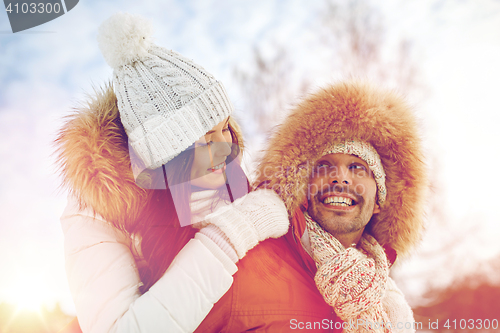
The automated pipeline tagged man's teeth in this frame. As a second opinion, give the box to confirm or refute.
[323,196,353,206]
[211,162,224,170]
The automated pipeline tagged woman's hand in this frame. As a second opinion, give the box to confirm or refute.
[204,189,290,259]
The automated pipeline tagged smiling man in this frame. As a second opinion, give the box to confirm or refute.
[197,81,427,333]
[307,146,383,248]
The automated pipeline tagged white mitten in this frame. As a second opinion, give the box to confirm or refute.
[204,189,289,259]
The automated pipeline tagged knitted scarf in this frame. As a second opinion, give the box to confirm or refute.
[304,212,392,333]
[190,190,229,228]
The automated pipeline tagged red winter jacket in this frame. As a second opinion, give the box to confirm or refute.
[195,206,343,332]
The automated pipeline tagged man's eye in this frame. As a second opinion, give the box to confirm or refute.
[350,164,367,171]
[315,163,330,176]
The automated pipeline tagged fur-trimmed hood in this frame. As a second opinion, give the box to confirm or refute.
[55,84,148,233]
[55,84,245,233]
[254,81,427,256]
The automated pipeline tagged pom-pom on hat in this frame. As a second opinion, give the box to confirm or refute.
[97,12,233,169]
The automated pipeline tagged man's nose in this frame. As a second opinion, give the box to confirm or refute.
[328,166,351,185]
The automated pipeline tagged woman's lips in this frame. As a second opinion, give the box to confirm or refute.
[208,161,226,173]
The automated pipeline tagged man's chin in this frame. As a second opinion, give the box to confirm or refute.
[308,205,362,235]
[310,201,357,220]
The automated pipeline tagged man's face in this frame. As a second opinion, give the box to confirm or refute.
[307,153,380,236]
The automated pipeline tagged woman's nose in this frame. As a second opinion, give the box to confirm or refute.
[211,132,232,158]
[211,141,231,157]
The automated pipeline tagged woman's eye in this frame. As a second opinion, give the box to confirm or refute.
[222,127,230,132]
[197,141,213,147]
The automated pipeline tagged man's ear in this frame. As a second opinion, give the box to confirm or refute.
[372,192,381,214]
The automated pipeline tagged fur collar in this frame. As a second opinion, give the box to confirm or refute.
[55,84,148,233]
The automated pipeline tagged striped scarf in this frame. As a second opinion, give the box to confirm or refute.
[304,212,392,333]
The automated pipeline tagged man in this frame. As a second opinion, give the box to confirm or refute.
[196,81,427,332]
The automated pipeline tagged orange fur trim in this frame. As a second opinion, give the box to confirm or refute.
[54,84,148,233]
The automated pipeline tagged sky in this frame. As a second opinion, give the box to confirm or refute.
[1,0,500,315]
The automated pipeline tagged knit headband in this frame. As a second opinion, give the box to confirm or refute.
[323,140,386,205]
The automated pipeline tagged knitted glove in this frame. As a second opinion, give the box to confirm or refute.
[199,224,239,263]
[204,189,289,259]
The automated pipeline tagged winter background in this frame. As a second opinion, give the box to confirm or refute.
[1,0,500,331]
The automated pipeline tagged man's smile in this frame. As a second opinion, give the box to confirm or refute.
[318,191,360,211]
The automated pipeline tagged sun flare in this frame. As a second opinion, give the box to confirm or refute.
[5,274,53,312]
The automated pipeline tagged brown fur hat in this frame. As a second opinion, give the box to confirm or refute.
[254,81,427,256]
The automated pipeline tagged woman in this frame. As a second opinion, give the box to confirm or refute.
[56,13,288,333]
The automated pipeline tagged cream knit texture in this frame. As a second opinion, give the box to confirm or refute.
[383,277,415,333]
[199,225,239,264]
[190,190,238,263]
[305,212,392,333]
[98,13,233,169]
[190,190,226,227]
[205,189,289,259]
[194,232,238,274]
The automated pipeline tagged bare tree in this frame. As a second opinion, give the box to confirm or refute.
[320,0,420,94]
[233,0,423,149]
[412,262,500,333]
[233,46,309,137]
[321,0,384,77]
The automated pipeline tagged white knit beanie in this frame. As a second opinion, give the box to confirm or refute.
[97,12,233,169]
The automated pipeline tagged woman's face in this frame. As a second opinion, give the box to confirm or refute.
[190,117,232,189]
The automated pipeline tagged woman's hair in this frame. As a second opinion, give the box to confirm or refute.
[138,117,249,292]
